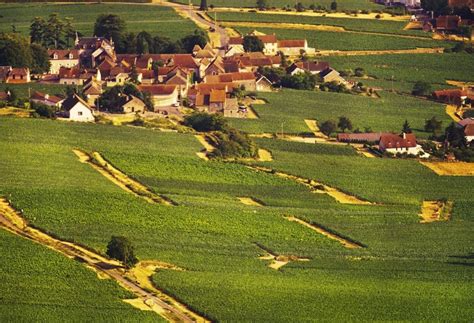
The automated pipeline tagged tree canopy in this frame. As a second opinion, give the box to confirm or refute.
[94,14,126,47]
[106,236,138,268]
[243,35,264,52]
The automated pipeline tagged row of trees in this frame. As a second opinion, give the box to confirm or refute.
[0,33,50,73]
[30,14,77,49]
[93,14,208,54]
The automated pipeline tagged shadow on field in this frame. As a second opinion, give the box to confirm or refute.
[447,253,474,267]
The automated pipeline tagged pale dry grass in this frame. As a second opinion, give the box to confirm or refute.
[420,161,474,176]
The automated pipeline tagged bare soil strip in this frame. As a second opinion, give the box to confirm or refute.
[255,243,310,270]
[0,198,206,323]
[419,200,453,223]
[304,119,328,139]
[285,216,364,249]
[238,197,264,206]
[73,150,175,206]
[355,147,377,158]
[445,105,462,122]
[194,134,215,160]
[247,165,374,205]
[420,161,474,176]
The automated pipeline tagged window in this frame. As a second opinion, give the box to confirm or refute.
[78,111,83,116]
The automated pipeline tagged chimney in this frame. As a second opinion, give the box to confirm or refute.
[402,132,407,139]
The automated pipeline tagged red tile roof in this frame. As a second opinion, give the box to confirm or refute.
[257,34,277,44]
[278,39,306,48]
[209,89,226,103]
[465,124,474,136]
[30,91,63,104]
[139,85,177,95]
[380,133,417,149]
[229,37,244,45]
[48,49,80,60]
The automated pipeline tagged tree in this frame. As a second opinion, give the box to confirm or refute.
[330,0,338,10]
[445,122,466,148]
[243,35,264,52]
[130,64,139,84]
[412,81,432,96]
[31,101,57,119]
[180,30,208,53]
[199,0,208,11]
[295,2,305,12]
[354,67,365,77]
[402,119,412,133]
[278,51,288,68]
[30,17,46,44]
[183,112,228,132]
[424,116,442,136]
[281,72,317,90]
[337,116,353,133]
[136,31,152,54]
[0,33,33,68]
[30,43,51,74]
[93,14,126,47]
[43,14,65,49]
[256,0,267,10]
[320,120,337,136]
[63,17,76,48]
[106,236,138,268]
[420,0,448,16]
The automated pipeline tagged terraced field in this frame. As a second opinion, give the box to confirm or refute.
[0,117,472,321]
[0,3,198,40]
[228,89,451,137]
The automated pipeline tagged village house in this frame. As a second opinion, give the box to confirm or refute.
[59,67,100,85]
[287,61,330,75]
[75,36,116,68]
[433,88,473,107]
[379,132,426,156]
[464,124,474,143]
[224,52,281,73]
[119,95,146,114]
[188,83,235,109]
[320,68,349,86]
[30,91,64,107]
[61,94,95,122]
[277,39,315,56]
[436,15,462,32]
[47,49,80,74]
[0,66,30,84]
[256,74,273,92]
[204,72,257,91]
[82,77,102,107]
[139,85,179,110]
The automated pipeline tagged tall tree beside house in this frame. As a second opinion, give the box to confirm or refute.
[412,81,432,96]
[320,120,337,136]
[256,0,267,10]
[402,120,412,134]
[243,35,264,52]
[30,17,46,44]
[130,64,140,84]
[63,17,76,48]
[136,31,153,54]
[0,33,33,68]
[180,30,208,53]
[338,116,353,133]
[30,43,51,74]
[199,0,208,11]
[424,116,443,137]
[43,14,65,49]
[94,14,126,47]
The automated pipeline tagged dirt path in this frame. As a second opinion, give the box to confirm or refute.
[419,200,453,223]
[256,243,309,270]
[194,134,215,160]
[445,105,462,122]
[304,119,328,139]
[354,147,377,158]
[420,161,474,176]
[238,197,264,206]
[0,198,207,323]
[73,150,175,206]
[285,216,364,249]
[247,165,374,205]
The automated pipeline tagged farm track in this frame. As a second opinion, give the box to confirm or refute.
[256,243,310,270]
[285,216,364,249]
[316,47,445,56]
[247,165,374,205]
[0,198,207,323]
[220,21,434,41]
[73,150,176,206]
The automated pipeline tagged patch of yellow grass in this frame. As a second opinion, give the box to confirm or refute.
[238,197,263,206]
[0,107,31,118]
[446,80,474,87]
[194,134,215,152]
[445,105,461,122]
[246,106,259,119]
[258,148,273,161]
[419,200,453,223]
[420,161,474,176]
[404,21,422,30]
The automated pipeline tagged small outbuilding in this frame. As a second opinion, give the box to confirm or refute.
[61,94,95,122]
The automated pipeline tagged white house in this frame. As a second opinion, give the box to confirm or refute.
[379,133,427,157]
[48,50,80,74]
[61,94,95,122]
[139,85,179,110]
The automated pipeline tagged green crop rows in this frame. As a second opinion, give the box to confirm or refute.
[0,3,198,40]
[0,117,472,321]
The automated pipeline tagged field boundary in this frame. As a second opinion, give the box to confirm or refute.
[255,242,310,270]
[285,216,365,249]
[73,149,176,205]
[420,161,474,176]
[0,197,207,323]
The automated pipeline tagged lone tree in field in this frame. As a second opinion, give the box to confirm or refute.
[338,116,353,133]
[243,35,264,52]
[106,236,138,268]
[424,116,443,137]
[402,119,412,134]
[199,0,208,11]
[330,0,338,10]
[411,81,432,96]
[320,120,337,136]
[256,0,267,10]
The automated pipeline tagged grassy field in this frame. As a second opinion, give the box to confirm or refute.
[0,83,74,99]
[0,229,159,322]
[0,3,199,40]
[229,89,451,137]
[326,52,474,93]
[234,26,452,51]
[0,117,472,321]
[173,0,384,11]
[218,11,429,37]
